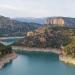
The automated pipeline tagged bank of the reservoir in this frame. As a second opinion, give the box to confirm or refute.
[1,53,75,75]
[0,52,16,69]
[12,46,75,65]
[12,46,61,54]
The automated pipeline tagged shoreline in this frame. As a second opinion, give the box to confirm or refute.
[59,55,75,65]
[12,46,61,54]
[12,46,75,65]
[0,52,16,69]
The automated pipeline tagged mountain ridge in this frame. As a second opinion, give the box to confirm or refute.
[0,15,41,36]
[14,17,75,27]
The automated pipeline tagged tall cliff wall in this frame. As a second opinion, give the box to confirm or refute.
[46,17,64,26]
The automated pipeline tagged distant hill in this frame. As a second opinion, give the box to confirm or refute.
[63,17,75,27]
[14,17,45,24]
[0,15,41,36]
[14,17,75,27]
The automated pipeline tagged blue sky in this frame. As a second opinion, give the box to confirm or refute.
[0,0,75,18]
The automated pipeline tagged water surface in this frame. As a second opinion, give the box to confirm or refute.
[0,53,75,75]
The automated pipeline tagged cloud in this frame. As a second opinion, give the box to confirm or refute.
[0,0,75,17]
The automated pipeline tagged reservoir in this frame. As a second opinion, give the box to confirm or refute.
[0,53,75,75]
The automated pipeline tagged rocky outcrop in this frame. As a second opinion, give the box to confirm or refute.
[46,17,75,27]
[46,17,64,26]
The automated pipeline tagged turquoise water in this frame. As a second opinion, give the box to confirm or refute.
[0,53,75,75]
[0,36,24,46]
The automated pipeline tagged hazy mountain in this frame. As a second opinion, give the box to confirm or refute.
[14,17,75,27]
[63,17,75,27]
[14,17,45,24]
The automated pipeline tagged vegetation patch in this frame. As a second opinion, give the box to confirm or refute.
[63,36,75,58]
[0,43,12,57]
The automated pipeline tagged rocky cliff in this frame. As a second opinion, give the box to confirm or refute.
[46,17,75,27]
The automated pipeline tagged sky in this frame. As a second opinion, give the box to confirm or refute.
[0,0,75,18]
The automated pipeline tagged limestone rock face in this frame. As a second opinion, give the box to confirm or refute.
[45,17,75,27]
[46,17,64,26]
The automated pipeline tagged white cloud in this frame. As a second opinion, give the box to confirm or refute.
[0,0,75,17]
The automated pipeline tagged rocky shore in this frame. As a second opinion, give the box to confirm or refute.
[12,46,61,54]
[59,55,75,65]
[0,52,16,69]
